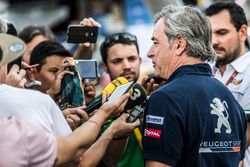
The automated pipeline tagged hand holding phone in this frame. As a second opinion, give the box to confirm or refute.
[126,105,144,123]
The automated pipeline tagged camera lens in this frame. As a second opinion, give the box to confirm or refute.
[85,32,89,37]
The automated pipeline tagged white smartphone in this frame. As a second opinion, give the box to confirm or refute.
[106,81,134,104]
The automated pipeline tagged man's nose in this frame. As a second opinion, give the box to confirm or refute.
[147,45,154,58]
[123,59,131,69]
[212,34,219,46]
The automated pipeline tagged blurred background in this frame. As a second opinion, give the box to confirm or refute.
[1,0,250,82]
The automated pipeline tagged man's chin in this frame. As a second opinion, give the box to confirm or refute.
[215,54,225,61]
[122,75,136,82]
[215,52,224,58]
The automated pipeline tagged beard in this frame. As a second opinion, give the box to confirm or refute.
[214,43,241,66]
[109,70,139,83]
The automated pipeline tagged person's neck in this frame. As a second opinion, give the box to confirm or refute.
[166,56,203,79]
[219,65,227,76]
[181,56,203,66]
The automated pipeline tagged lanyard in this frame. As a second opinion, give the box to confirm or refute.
[225,70,238,86]
[134,127,143,150]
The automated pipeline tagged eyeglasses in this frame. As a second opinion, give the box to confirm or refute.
[102,33,137,48]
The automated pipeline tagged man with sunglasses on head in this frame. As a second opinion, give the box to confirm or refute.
[99,32,143,167]
[100,32,141,83]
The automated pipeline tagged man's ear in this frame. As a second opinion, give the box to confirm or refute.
[175,36,186,56]
[239,24,248,44]
[101,62,109,74]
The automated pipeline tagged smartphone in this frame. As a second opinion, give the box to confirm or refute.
[85,81,134,114]
[75,59,98,79]
[67,25,98,43]
[146,75,166,85]
[25,80,41,90]
[106,81,135,104]
[126,105,144,123]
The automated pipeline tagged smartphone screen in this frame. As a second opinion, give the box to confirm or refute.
[67,25,98,43]
[75,59,98,79]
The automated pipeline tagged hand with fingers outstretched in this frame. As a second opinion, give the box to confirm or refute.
[94,92,130,121]
[5,64,27,88]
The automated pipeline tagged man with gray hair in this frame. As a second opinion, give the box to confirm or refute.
[142,5,246,167]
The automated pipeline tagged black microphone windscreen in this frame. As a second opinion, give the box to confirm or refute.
[125,83,147,110]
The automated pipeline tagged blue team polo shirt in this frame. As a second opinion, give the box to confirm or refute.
[143,63,246,167]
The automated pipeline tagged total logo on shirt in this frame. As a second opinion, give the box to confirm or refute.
[144,128,161,138]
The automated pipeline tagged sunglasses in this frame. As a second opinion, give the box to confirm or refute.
[102,33,137,48]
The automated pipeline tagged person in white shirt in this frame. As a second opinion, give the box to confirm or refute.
[205,2,250,166]
[0,33,72,136]
[0,84,72,136]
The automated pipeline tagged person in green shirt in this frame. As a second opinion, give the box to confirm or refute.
[100,32,143,167]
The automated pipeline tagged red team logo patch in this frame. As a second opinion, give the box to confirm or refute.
[145,128,161,138]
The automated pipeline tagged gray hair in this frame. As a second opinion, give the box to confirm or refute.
[155,5,216,62]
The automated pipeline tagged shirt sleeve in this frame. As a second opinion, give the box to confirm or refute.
[49,96,72,136]
[143,91,185,166]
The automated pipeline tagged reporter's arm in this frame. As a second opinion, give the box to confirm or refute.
[54,93,130,166]
[78,113,140,167]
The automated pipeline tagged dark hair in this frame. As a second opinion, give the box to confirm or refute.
[100,32,139,64]
[18,25,55,43]
[7,22,17,36]
[204,2,249,48]
[30,40,71,71]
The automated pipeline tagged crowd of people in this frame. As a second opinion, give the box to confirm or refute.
[0,1,249,167]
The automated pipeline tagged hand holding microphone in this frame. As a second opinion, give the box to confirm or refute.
[125,83,147,110]
[124,83,147,123]
[85,78,147,123]
[85,77,129,114]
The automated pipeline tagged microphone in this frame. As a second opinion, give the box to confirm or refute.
[125,83,147,110]
[85,77,128,113]
[124,83,147,123]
